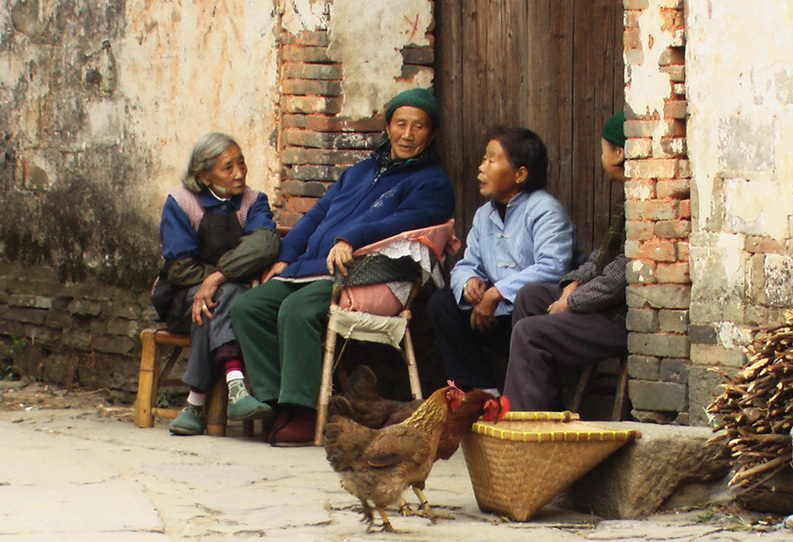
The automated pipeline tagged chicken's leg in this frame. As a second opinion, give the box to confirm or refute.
[411,485,453,522]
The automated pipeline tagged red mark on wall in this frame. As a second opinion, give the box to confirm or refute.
[404,14,419,42]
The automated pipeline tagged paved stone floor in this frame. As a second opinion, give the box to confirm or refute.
[0,383,790,541]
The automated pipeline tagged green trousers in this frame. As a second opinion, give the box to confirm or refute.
[231,279,332,408]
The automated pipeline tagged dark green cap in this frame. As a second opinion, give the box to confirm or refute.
[602,111,626,148]
[385,88,441,129]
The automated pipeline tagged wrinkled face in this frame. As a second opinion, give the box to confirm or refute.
[600,138,626,182]
[386,106,434,160]
[200,145,247,198]
[478,139,527,204]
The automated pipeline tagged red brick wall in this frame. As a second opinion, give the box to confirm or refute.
[275,29,435,227]
[623,0,692,423]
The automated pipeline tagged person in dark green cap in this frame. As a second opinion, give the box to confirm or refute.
[231,87,454,446]
[503,111,629,411]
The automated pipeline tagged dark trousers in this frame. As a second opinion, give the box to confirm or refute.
[503,284,628,411]
[427,287,513,390]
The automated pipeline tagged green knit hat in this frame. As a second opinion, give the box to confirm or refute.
[385,88,441,129]
[602,111,626,148]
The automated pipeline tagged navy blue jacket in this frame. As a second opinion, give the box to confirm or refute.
[278,154,455,279]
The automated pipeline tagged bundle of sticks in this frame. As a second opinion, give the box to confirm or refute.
[707,309,793,492]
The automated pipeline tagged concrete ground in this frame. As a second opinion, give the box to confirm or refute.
[0,383,790,541]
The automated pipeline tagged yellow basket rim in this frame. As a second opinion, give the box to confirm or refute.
[471,411,642,443]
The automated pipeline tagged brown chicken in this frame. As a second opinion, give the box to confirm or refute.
[401,389,511,520]
[339,364,421,428]
[323,384,464,532]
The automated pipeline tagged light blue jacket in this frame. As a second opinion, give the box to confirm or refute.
[450,190,578,316]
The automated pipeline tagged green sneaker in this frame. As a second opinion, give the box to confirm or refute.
[169,403,206,436]
[227,379,273,421]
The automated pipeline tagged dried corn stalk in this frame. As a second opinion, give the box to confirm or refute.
[707,309,793,491]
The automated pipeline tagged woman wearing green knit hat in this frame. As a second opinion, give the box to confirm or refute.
[504,111,629,412]
[231,87,454,446]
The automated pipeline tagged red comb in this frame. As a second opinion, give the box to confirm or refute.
[446,380,459,390]
[499,395,511,415]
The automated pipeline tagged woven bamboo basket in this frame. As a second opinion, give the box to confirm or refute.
[461,411,641,521]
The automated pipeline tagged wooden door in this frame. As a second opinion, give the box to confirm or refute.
[434,0,624,254]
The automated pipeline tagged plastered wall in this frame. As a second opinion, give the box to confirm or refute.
[684,1,793,424]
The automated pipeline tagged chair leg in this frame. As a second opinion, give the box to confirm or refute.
[612,355,630,421]
[402,327,423,400]
[570,363,598,414]
[206,379,228,436]
[135,329,159,428]
[314,322,339,446]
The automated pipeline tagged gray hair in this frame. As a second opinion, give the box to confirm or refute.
[182,132,240,193]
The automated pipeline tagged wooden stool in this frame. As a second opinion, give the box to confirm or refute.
[135,327,243,436]
[569,354,630,421]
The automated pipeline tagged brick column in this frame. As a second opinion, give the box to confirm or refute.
[276,29,434,227]
[623,0,692,423]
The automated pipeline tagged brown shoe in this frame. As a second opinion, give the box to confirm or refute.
[265,407,290,444]
[270,408,316,447]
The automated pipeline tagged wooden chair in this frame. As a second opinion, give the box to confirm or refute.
[134,328,258,437]
[569,354,630,421]
[313,220,460,445]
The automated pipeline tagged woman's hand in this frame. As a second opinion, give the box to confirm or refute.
[547,281,579,314]
[463,277,487,304]
[326,241,354,276]
[261,261,288,283]
[192,271,227,325]
[469,286,503,331]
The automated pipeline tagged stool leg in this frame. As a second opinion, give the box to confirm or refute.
[135,330,159,428]
[314,321,339,446]
[206,379,228,436]
[570,363,598,414]
[612,355,630,421]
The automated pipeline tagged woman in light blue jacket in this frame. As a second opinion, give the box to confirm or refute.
[428,128,580,393]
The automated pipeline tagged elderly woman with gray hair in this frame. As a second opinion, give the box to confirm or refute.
[152,132,280,435]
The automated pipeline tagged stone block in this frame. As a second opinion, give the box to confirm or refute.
[688,323,717,344]
[625,159,680,180]
[281,44,335,63]
[563,422,730,518]
[627,355,660,380]
[690,344,746,368]
[283,95,342,115]
[282,78,342,96]
[663,100,687,119]
[626,308,659,333]
[628,380,688,411]
[655,179,689,199]
[626,220,654,241]
[626,259,656,284]
[688,364,728,426]
[282,61,341,80]
[655,220,690,239]
[633,239,677,262]
[658,309,688,333]
[625,200,679,221]
[655,262,689,283]
[0,306,46,325]
[92,335,135,355]
[660,358,689,384]
[8,294,53,309]
[626,284,691,309]
[67,299,102,317]
[628,332,690,358]
[658,137,687,157]
[625,138,652,159]
[400,45,434,65]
